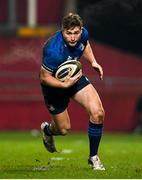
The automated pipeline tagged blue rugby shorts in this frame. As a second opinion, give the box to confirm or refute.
[40,75,90,115]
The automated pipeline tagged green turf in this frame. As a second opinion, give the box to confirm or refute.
[0,131,142,179]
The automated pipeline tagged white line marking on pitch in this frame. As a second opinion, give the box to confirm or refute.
[51,157,64,161]
[61,149,73,154]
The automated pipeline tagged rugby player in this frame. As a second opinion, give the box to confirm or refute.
[40,13,105,170]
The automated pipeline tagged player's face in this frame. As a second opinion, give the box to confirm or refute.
[62,26,82,47]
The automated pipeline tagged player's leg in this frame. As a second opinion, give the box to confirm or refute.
[50,109,71,135]
[72,84,105,170]
[41,109,71,152]
[40,83,71,152]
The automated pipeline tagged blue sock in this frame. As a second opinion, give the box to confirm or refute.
[88,122,103,157]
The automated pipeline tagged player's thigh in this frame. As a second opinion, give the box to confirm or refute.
[51,109,71,130]
[72,84,104,114]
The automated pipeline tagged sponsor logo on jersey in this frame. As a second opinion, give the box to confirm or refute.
[67,56,72,60]
[79,43,85,51]
[48,104,55,111]
[67,56,78,60]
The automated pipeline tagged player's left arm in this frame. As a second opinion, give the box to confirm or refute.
[83,41,103,80]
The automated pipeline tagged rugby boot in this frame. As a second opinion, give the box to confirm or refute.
[88,155,105,170]
[41,122,57,153]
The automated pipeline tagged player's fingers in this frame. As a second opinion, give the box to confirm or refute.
[76,69,82,76]
[68,72,81,84]
[73,69,82,80]
[96,66,103,80]
[66,74,71,80]
[100,68,103,80]
[100,74,103,80]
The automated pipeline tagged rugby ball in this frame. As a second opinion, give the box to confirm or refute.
[55,60,82,82]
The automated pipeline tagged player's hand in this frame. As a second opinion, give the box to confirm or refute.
[92,61,103,80]
[62,70,82,88]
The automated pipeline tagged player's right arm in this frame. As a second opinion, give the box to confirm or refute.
[40,66,82,88]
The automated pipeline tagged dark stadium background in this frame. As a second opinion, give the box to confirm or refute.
[0,0,142,132]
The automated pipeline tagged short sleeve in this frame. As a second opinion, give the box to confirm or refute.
[81,28,89,45]
[42,48,59,73]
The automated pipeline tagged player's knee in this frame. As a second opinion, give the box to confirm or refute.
[59,128,69,135]
[91,108,105,124]
[59,125,71,135]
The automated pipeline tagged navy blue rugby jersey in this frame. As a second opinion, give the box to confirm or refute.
[42,27,89,73]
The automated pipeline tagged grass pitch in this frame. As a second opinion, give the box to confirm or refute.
[0,131,142,179]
